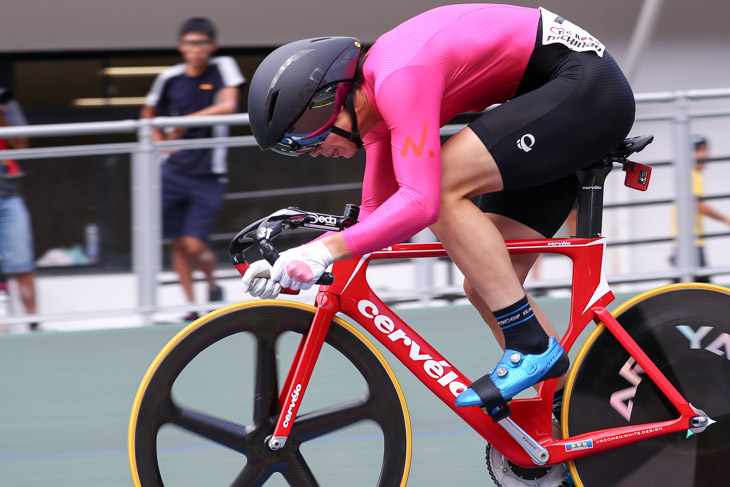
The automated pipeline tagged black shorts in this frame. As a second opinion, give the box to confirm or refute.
[162,166,227,241]
[470,22,635,237]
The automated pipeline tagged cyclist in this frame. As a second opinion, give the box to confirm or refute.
[243,4,635,413]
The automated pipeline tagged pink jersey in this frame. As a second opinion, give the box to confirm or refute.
[340,4,540,257]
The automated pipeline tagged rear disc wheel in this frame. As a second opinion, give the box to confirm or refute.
[564,284,730,486]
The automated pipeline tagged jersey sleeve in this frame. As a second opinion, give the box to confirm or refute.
[341,65,445,257]
[145,71,170,109]
[357,133,399,221]
[214,56,246,87]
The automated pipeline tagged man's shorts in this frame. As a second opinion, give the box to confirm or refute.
[469,25,635,237]
[0,196,35,274]
[162,167,227,242]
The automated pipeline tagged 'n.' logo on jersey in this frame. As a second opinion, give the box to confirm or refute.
[401,121,435,158]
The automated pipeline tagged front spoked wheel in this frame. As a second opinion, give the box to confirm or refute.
[563,284,730,486]
[129,301,411,486]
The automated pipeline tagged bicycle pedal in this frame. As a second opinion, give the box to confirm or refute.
[482,402,512,422]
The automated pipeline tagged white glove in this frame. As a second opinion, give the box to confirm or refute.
[241,259,281,299]
[271,240,334,291]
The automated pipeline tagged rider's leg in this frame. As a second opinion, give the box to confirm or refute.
[462,213,568,391]
[430,129,524,311]
[430,127,568,409]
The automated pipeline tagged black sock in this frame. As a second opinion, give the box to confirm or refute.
[495,295,549,355]
[553,388,564,419]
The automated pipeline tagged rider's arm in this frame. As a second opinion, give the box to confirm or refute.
[319,136,396,260]
[333,65,446,258]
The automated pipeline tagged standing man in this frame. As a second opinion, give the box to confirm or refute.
[141,18,245,320]
[671,135,730,282]
[0,88,39,331]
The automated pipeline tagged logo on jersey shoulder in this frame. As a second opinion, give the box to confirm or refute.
[517,134,536,153]
[401,121,436,158]
[199,84,214,90]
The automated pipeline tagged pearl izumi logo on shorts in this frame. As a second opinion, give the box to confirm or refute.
[517,134,535,152]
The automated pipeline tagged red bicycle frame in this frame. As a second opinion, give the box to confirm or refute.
[267,237,696,467]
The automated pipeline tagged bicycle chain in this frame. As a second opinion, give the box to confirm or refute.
[485,443,501,487]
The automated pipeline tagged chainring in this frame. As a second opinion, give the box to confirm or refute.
[486,443,572,487]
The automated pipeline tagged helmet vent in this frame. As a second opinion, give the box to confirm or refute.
[266,90,279,126]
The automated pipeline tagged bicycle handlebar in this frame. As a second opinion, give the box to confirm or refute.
[229,204,360,287]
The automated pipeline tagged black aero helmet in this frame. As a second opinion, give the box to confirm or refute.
[248,36,363,156]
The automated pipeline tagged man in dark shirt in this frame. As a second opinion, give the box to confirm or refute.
[141,18,244,320]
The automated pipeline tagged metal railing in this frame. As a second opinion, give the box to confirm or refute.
[1,88,730,328]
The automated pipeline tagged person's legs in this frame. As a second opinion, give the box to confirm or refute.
[431,126,558,322]
[164,170,225,308]
[175,235,218,288]
[0,196,38,330]
[430,128,524,311]
[13,271,36,314]
[171,237,196,303]
[430,128,568,410]
[163,168,197,305]
[178,174,226,303]
[462,213,568,391]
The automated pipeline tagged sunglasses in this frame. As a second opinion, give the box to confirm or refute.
[180,40,214,47]
[272,83,346,156]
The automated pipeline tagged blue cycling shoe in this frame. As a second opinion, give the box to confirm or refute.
[455,337,569,411]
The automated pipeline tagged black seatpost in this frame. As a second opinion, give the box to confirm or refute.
[574,160,614,238]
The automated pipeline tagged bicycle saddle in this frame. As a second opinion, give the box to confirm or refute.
[610,134,654,158]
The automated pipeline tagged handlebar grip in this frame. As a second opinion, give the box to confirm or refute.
[259,240,280,267]
[259,239,335,286]
[317,272,335,285]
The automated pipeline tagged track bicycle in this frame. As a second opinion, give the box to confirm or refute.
[129,134,730,486]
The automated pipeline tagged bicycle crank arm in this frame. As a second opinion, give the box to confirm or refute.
[497,416,550,465]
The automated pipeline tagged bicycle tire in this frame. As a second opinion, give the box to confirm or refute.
[128,301,411,486]
[562,283,730,487]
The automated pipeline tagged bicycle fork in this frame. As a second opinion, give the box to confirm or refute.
[266,293,340,450]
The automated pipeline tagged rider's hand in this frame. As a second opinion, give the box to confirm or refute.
[272,241,334,291]
[241,259,281,299]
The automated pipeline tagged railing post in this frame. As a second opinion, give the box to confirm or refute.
[673,94,697,283]
[132,120,161,324]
